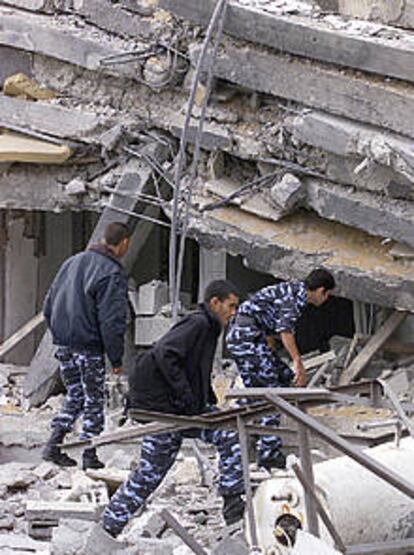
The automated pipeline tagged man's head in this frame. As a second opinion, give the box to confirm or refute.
[103,222,129,259]
[204,280,240,327]
[304,268,335,307]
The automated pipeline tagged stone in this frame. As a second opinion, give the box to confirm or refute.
[3,73,56,100]
[65,178,87,196]
[270,173,304,212]
[33,461,58,481]
[0,462,36,489]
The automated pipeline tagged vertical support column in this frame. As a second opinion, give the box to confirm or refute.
[297,404,319,537]
[198,247,227,301]
[237,415,258,548]
[198,247,227,366]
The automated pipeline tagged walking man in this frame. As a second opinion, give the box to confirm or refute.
[226,268,335,470]
[89,280,244,549]
[42,222,129,470]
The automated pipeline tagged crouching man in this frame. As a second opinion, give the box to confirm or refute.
[88,280,245,550]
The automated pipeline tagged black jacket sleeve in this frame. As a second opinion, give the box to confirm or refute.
[95,273,128,367]
[152,315,205,408]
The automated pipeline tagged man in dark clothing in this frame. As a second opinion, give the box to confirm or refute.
[226,269,335,471]
[91,280,244,548]
[42,222,129,470]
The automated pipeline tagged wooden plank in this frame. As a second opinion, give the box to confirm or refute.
[161,0,414,84]
[339,312,408,385]
[190,41,414,138]
[0,312,44,360]
[0,131,72,164]
[160,509,208,555]
[303,350,336,371]
[26,500,99,521]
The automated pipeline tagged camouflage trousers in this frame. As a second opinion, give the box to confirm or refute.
[102,427,243,537]
[226,324,294,463]
[51,348,106,440]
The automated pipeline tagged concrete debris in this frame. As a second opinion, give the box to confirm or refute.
[64,178,87,196]
[0,462,36,489]
[211,532,250,555]
[3,72,56,100]
[270,172,305,212]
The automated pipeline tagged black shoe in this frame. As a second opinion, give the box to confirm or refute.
[42,428,77,467]
[223,493,245,526]
[82,447,105,470]
[258,451,286,471]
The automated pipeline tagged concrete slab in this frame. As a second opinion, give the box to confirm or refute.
[161,0,414,83]
[292,110,414,182]
[0,0,53,12]
[190,40,414,138]
[0,95,102,142]
[75,0,154,40]
[306,179,414,248]
[188,195,414,311]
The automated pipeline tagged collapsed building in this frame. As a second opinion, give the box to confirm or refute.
[0,0,414,554]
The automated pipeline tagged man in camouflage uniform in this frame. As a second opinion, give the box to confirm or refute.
[226,269,335,470]
[42,222,129,470]
[89,280,243,548]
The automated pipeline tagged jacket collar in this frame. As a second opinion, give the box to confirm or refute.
[200,302,222,336]
[88,243,123,268]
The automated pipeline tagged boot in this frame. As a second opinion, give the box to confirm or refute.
[82,447,105,470]
[85,523,127,555]
[222,493,245,526]
[257,450,286,472]
[42,428,77,467]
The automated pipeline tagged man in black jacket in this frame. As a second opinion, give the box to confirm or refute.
[98,280,244,543]
[42,222,129,470]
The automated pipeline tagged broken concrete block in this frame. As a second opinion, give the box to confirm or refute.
[135,315,172,345]
[3,73,56,100]
[64,178,87,196]
[33,461,58,481]
[212,533,249,555]
[141,513,168,538]
[84,523,127,555]
[105,449,136,471]
[170,456,200,486]
[137,280,169,316]
[0,532,51,552]
[270,173,304,212]
[0,462,36,489]
[52,518,95,555]
[0,513,14,531]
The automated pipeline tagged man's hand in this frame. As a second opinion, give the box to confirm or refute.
[112,367,123,375]
[293,358,307,387]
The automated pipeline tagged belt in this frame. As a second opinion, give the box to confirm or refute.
[234,314,257,327]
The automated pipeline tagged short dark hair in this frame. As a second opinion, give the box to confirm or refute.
[304,268,335,292]
[204,279,240,303]
[104,222,129,246]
